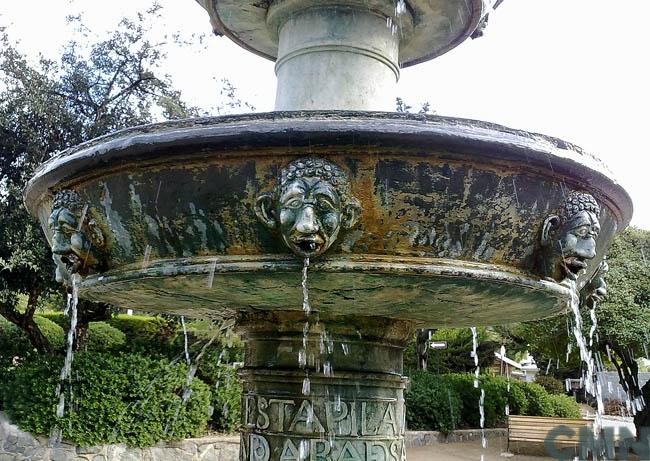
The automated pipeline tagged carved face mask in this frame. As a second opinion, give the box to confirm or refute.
[556,210,600,276]
[255,158,361,259]
[48,202,95,273]
[278,177,342,258]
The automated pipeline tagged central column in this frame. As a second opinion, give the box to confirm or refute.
[269,0,411,111]
[237,311,415,460]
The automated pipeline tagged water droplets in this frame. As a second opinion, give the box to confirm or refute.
[302,257,310,314]
[470,326,487,452]
[565,278,606,448]
[51,273,81,444]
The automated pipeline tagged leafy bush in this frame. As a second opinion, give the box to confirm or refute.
[34,316,65,351]
[0,318,33,362]
[107,314,177,354]
[0,315,64,360]
[0,352,211,447]
[406,371,461,433]
[437,373,511,428]
[208,364,242,433]
[406,372,580,431]
[191,345,243,433]
[535,375,565,395]
[512,381,555,417]
[84,322,126,351]
[38,311,66,328]
[547,394,581,418]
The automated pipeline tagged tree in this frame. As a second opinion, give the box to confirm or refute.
[395,97,433,115]
[406,327,500,373]
[0,5,202,351]
[594,228,650,434]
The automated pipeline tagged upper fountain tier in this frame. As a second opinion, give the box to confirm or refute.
[197,0,486,110]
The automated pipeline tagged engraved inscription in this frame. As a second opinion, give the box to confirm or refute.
[242,395,406,461]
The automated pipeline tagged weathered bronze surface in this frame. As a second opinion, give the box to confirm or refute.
[238,312,411,461]
[25,111,632,460]
[255,157,362,258]
[25,112,632,327]
[48,189,108,279]
[538,191,602,283]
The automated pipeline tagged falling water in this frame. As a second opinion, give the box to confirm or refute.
[300,257,311,395]
[394,0,406,16]
[181,316,191,366]
[501,345,510,417]
[51,273,81,444]
[565,279,606,453]
[470,327,487,452]
[165,318,221,436]
[302,257,310,314]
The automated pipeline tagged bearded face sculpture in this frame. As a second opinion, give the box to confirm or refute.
[255,158,362,258]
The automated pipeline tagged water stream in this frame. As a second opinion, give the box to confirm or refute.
[301,257,311,396]
[50,273,81,444]
[565,279,606,456]
[470,326,487,453]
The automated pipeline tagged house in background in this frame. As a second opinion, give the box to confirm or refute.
[492,351,539,383]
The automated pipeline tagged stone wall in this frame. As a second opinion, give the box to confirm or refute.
[0,413,239,461]
[1,411,507,460]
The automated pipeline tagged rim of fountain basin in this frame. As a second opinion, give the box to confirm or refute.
[76,255,572,327]
[24,111,633,228]
[197,0,485,67]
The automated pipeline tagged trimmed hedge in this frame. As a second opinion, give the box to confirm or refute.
[406,372,581,431]
[0,352,211,447]
[0,315,65,359]
[84,322,126,352]
[535,375,566,395]
[107,314,177,354]
[547,393,582,418]
[405,371,461,433]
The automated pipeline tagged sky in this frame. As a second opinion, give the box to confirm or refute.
[1,0,649,229]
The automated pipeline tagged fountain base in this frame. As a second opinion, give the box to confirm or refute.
[237,312,413,460]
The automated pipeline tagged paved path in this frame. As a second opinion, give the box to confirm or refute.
[406,439,552,461]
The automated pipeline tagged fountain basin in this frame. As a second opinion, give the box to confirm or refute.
[25,111,632,327]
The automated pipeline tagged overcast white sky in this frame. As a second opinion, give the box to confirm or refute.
[1,0,649,229]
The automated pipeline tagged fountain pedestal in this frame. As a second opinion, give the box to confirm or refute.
[238,312,413,460]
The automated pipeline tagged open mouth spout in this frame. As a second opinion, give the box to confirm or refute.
[562,256,588,278]
[291,235,326,256]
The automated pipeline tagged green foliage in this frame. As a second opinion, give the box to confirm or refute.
[38,311,66,328]
[0,317,33,369]
[514,381,554,417]
[207,365,242,433]
[0,315,64,361]
[0,4,200,350]
[33,316,65,352]
[107,314,177,354]
[596,227,650,351]
[0,352,211,447]
[405,327,500,373]
[437,373,510,428]
[406,371,461,433]
[547,394,582,419]
[405,372,581,431]
[535,375,565,395]
[84,322,126,352]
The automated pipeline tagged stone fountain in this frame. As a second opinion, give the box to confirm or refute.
[25,0,632,459]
